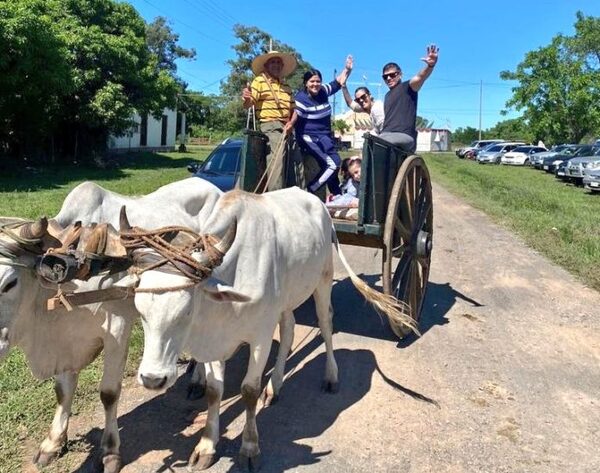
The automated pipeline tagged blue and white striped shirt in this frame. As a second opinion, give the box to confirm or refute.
[294,80,341,136]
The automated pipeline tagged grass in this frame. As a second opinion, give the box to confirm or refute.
[423,152,600,291]
[0,147,210,473]
[0,147,598,472]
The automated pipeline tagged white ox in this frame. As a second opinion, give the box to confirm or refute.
[122,187,414,470]
[0,177,222,472]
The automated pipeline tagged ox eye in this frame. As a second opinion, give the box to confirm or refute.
[2,279,17,293]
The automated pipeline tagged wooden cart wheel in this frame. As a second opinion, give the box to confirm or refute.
[382,155,433,337]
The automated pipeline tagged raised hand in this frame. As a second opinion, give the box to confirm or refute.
[420,44,439,67]
[345,54,354,71]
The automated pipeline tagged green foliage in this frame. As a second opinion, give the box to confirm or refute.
[500,12,600,144]
[451,126,481,145]
[219,24,314,130]
[332,119,350,136]
[487,118,533,143]
[0,0,181,164]
[416,116,434,129]
[146,16,196,75]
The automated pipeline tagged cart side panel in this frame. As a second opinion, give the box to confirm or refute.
[239,130,268,192]
[358,135,405,226]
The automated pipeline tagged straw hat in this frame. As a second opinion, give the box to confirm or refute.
[251,51,297,77]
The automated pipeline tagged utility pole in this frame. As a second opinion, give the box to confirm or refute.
[478,80,483,140]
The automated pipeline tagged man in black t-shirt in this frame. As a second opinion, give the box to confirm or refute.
[379,44,439,153]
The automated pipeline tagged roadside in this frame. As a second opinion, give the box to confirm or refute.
[27,182,600,473]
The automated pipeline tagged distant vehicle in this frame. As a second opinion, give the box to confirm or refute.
[500,145,547,166]
[531,144,577,169]
[541,144,595,173]
[456,139,504,159]
[187,138,242,191]
[583,162,600,192]
[476,142,526,164]
[564,146,600,184]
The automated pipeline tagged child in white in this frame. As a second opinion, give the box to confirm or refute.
[327,156,361,208]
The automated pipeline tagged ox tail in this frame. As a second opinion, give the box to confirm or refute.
[331,226,420,338]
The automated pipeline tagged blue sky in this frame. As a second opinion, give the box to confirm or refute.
[123,0,600,131]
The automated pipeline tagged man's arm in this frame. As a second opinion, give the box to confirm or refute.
[409,44,439,92]
[242,80,256,110]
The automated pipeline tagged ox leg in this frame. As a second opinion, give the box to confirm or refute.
[98,315,134,473]
[187,358,207,400]
[263,310,295,407]
[314,280,338,393]
[239,338,272,472]
[189,360,225,470]
[33,371,79,467]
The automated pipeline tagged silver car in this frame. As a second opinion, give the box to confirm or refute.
[476,142,526,164]
[531,144,577,169]
[583,163,600,192]
[564,146,600,183]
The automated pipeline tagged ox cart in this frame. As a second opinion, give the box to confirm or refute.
[238,131,433,336]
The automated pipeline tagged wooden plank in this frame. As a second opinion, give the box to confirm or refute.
[47,287,136,311]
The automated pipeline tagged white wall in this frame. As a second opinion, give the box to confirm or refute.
[108,108,177,150]
[416,129,451,152]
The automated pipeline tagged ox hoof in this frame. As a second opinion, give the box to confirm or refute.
[33,450,60,467]
[187,382,206,401]
[102,453,122,473]
[188,451,216,471]
[321,380,339,394]
[238,452,262,472]
[261,391,279,408]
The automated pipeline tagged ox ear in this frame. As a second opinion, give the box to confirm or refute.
[201,277,251,303]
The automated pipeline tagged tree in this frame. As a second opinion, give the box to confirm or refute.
[500,12,600,144]
[0,0,181,163]
[218,25,314,131]
[332,119,350,137]
[487,118,533,143]
[416,116,434,129]
[451,126,480,145]
[146,16,196,79]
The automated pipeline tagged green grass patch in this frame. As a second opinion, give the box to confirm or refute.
[423,153,600,291]
[0,148,209,472]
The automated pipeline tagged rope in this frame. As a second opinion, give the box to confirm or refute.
[253,133,287,193]
[120,226,225,283]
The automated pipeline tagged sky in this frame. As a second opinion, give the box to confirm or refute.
[122,0,600,132]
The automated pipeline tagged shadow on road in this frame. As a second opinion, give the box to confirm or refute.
[73,346,384,472]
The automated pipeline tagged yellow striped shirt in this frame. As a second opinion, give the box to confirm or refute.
[250,74,293,122]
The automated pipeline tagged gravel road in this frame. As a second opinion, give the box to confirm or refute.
[26,183,600,473]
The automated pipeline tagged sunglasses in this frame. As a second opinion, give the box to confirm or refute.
[355,94,369,103]
[382,71,400,80]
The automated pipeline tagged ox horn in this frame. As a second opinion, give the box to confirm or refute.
[214,219,237,255]
[119,206,132,231]
[20,217,48,240]
[195,220,237,269]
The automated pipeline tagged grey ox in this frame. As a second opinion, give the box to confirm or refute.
[0,177,222,472]
[119,187,414,471]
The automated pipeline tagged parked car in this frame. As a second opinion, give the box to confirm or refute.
[500,145,547,166]
[555,160,570,181]
[456,139,504,159]
[476,142,526,164]
[542,144,595,173]
[583,162,600,192]
[564,146,600,184]
[187,137,242,191]
[531,144,577,169]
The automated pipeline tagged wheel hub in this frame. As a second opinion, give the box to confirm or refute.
[416,230,432,257]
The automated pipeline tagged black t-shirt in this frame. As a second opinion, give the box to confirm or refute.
[382,81,418,137]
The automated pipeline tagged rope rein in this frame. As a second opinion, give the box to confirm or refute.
[120,226,225,283]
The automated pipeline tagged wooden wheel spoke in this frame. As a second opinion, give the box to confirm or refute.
[394,216,411,243]
[414,194,432,235]
[391,250,413,296]
[391,242,409,258]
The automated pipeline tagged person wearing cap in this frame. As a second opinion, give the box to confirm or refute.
[379,44,439,153]
[242,50,297,191]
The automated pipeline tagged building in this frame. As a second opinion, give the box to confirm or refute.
[108,108,177,152]
[335,111,452,152]
[416,128,451,152]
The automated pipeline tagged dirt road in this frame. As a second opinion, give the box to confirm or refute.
[30,184,600,473]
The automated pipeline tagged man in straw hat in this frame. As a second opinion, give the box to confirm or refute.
[242,50,297,191]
